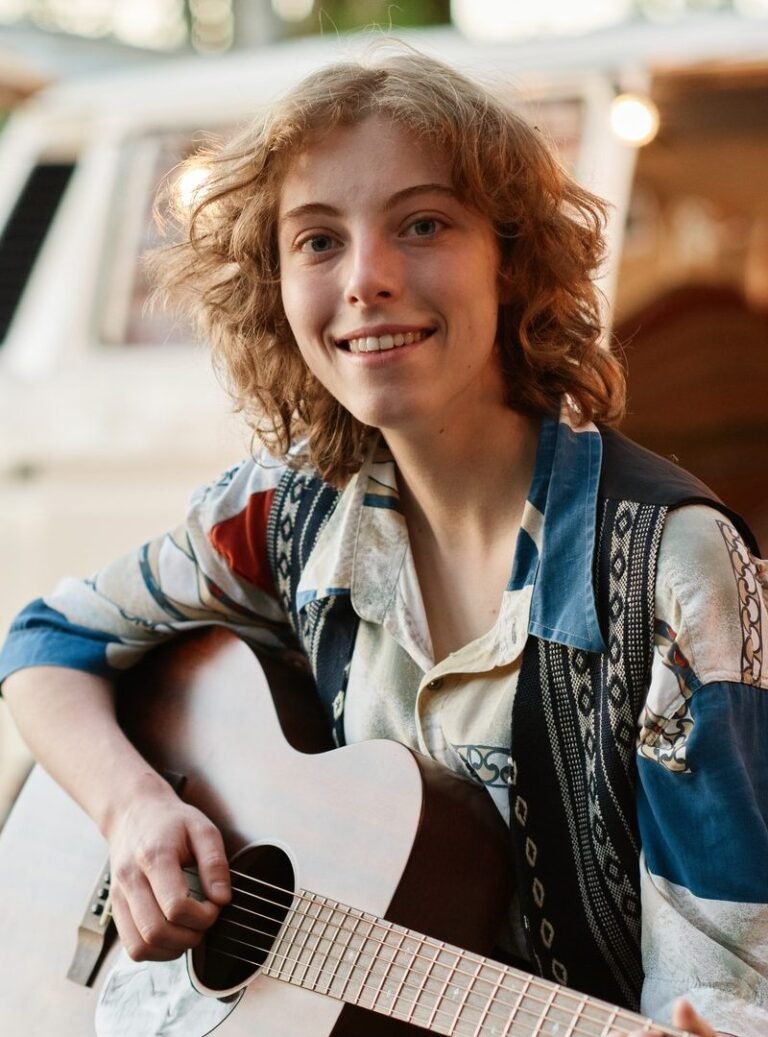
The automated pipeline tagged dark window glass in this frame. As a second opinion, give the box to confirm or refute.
[0,162,75,343]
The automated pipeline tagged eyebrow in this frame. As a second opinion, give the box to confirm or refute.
[279,182,458,224]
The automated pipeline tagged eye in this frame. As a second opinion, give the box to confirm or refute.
[298,233,338,254]
[406,217,441,238]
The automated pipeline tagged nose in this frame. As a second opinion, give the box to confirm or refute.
[344,233,402,306]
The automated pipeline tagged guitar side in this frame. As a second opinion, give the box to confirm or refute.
[0,629,512,1036]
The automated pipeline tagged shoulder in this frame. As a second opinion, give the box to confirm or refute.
[656,504,767,688]
[187,456,292,530]
[598,427,760,555]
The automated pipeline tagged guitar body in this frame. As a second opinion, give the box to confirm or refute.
[0,629,512,1036]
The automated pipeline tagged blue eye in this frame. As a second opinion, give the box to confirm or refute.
[300,234,336,253]
[411,219,438,236]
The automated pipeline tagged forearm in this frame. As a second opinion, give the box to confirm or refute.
[3,665,173,837]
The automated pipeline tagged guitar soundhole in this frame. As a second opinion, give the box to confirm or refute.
[192,843,295,994]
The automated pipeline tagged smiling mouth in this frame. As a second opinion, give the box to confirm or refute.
[337,329,435,354]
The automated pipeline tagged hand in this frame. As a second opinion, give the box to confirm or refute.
[609,998,717,1036]
[105,773,231,962]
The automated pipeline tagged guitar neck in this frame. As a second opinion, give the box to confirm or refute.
[258,889,687,1037]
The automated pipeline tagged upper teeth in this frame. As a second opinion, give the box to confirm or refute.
[347,330,428,354]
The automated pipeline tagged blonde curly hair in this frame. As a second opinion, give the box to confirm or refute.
[151,46,625,485]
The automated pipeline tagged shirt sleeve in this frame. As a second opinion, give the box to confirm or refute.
[0,459,297,686]
[637,505,768,1036]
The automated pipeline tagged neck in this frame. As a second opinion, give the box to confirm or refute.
[385,406,540,546]
[260,885,683,1037]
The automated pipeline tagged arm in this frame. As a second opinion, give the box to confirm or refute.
[0,459,295,960]
[3,666,231,960]
[634,507,768,1037]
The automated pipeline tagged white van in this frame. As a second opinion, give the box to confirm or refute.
[1,19,766,807]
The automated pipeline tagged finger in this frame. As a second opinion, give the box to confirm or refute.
[111,878,196,962]
[143,847,222,932]
[671,999,717,1037]
[187,817,231,906]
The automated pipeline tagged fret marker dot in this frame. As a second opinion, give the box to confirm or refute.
[451,986,461,1000]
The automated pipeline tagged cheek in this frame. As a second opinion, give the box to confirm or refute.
[280,273,328,349]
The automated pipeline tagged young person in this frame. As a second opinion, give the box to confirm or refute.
[1,48,766,1037]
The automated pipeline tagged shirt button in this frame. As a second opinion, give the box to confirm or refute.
[427,677,444,690]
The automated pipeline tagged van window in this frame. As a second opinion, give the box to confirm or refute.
[99,130,219,348]
[0,162,75,344]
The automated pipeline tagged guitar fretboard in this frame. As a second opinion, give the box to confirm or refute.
[262,890,685,1037]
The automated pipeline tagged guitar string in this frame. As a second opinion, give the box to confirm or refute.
[208,914,666,1037]
[203,929,672,1037]
[215,894,623,1031]
[189,877,680,1037]
[210,867,670,1034]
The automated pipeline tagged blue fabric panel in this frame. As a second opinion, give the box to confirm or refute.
[528,421,605,653]
[637,680,768,902]
[527,413,557,515]
[362,493,402,512]
[0,598,120,687]
[507,527,539,591]
[296,587,350,611]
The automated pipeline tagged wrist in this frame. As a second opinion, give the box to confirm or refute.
[97,766,175,841]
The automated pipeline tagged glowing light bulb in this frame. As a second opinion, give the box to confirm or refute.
[609,93,660,147]
[271,0,314,22]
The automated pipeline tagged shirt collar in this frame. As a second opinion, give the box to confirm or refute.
[296,406,606,655]
[525,407,606,653]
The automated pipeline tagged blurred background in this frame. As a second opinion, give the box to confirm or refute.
[1,0,766,818]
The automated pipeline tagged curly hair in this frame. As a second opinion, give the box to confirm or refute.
[150,45,625,485]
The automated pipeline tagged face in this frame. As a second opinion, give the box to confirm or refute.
[277,116,506,442]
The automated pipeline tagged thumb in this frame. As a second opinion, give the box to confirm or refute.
[187,816,231,906]
[671,999,716,1037]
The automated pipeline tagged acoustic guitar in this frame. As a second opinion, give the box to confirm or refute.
[0,628,686,1036]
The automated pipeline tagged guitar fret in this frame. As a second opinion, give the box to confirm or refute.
[404,938,441,1026]
[470,963,504,1037]
[344,914,378,1007]
[285,893,319,986]
[602,1006,620,1036]
[562,993,588,1037]
[325,906,361,1000]
[425,944,460,1031]
[305,899,337,994]
[501,973,532,1037]
[369,922,407,1016]
[263,900,300,982]
[446,956,485,1035]
[530,984,559,1037]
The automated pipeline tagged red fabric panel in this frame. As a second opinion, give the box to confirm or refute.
[209,488,277,597]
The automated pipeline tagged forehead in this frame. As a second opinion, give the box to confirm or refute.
[278,116,452,214]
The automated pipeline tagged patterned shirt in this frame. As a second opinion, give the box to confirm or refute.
[1,409,767,1035]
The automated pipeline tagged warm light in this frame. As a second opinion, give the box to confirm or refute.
[112,0,187,50]
[452,0,632,39]
[610,93,660,146]
[174,163,212,210]
[271,0,314,22]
